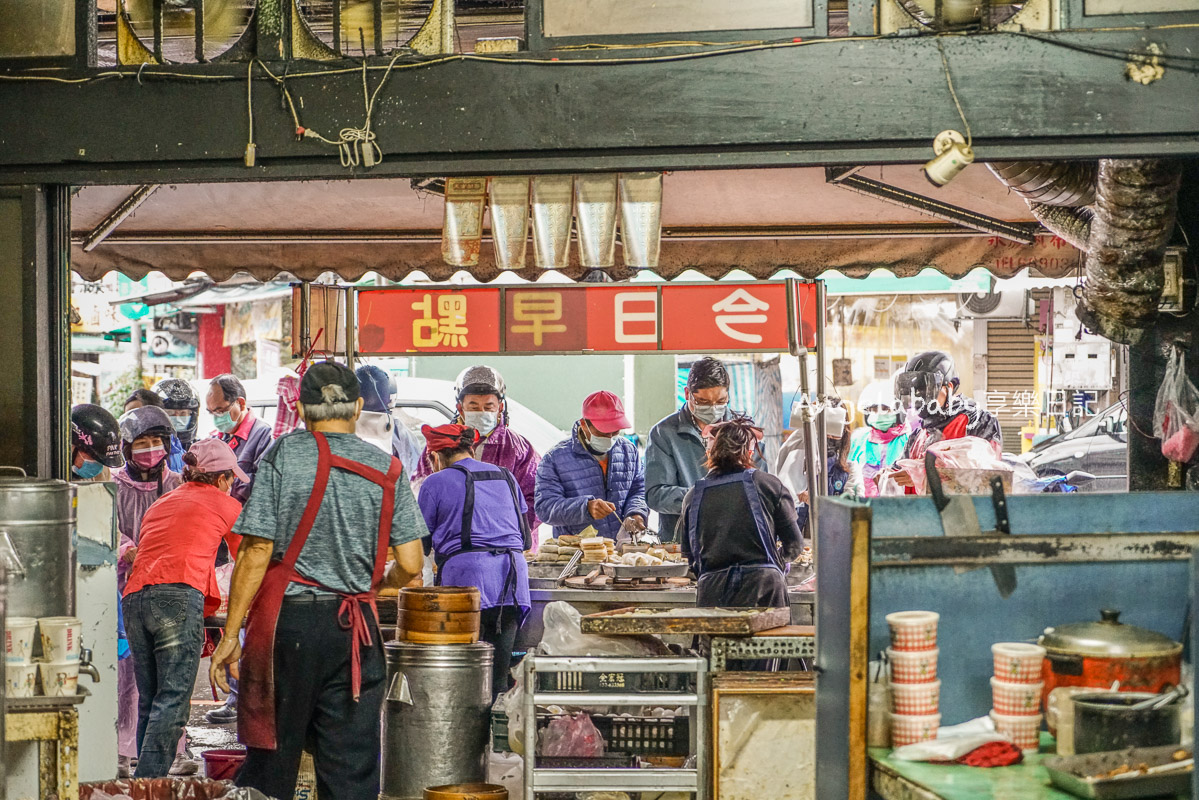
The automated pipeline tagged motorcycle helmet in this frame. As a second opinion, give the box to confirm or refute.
[70,404,125,468]
[152,378,200,448]
[894,351,956,404]
[454,365,506,402]
[118,405,175,446]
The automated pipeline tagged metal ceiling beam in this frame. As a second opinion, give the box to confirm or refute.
[1,28,1197,185]
[825,168,1039,244]
[80,184,160,251]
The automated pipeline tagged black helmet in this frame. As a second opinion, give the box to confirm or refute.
[894,350,956,403]
[152,378,200,447]
[71,404,125,468]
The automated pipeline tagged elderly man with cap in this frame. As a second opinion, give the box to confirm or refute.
[355,364,426,472]
[414,365,540,533]
[535,391,648,541]
[209,361,427,800]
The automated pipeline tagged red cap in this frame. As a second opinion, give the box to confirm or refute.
[187,438,250,482]
[582,391,631,432]
[422,423,481,453]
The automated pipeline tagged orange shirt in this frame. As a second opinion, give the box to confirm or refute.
[123,481,243,616]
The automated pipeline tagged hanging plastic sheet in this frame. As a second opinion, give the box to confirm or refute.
[443,177,487,267]
[488,176,531,270]
[531,175,574,269]
[574,174,618,268]
[619,172,663,268]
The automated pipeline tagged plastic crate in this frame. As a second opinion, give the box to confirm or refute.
[535,669,693,694]
[492,708,510,752]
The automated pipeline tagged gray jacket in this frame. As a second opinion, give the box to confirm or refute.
[645,407,766,539]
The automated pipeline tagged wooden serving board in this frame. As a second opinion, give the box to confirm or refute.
[580,606,791,635]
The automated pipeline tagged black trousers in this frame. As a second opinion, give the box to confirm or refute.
[478,605,521,701]
[237,596,386,800]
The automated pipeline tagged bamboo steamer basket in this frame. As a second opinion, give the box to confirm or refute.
[399,587,481,644]
[424,783,507,800]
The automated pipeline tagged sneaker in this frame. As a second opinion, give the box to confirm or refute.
[117,755,131,779]
[204,704,238,724]
[168,754,199,776]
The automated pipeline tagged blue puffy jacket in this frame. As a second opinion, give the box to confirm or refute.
[535,424,649,539]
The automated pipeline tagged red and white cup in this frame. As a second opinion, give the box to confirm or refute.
[891,713,941,747]
[891,679,941,715]
[991,678,1043,716]
[885,611,939,652]
[887,647,939,684]
[990,710,1042,751]
[991,642,1045,684]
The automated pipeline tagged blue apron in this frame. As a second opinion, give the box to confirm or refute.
[686,469,787,608]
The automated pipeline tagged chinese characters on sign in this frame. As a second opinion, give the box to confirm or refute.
[355,281,819,355]
[979,390,1099,420]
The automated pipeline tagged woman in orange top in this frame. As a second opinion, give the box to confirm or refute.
[121,438,246,778]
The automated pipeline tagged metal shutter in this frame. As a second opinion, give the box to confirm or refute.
[986,320,1037,449]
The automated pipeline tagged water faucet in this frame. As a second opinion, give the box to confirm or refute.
[78,648,101,683]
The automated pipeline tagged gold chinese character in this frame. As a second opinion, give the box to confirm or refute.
[511,292,567,346]
[412,293,469,348]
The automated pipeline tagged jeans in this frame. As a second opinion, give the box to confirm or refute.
[237,596,385,800]
[123,583,205,777]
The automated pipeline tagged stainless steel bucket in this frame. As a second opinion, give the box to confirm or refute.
[382,641,494,800]
[0,470,76,619]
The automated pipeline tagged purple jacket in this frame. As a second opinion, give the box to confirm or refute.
[535,424,648,539]
[216,412,275,504]
[414,425,541,531]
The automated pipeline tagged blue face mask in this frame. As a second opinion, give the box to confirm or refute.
[73,459,103,479]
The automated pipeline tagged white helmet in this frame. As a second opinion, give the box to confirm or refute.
[454,365,506,402]
[857,380,900,413]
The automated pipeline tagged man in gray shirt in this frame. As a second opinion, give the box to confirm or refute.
[210,361,426,800]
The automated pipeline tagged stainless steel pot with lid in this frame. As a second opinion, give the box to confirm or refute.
[0,468,77,618]
[1039,609,1183,659]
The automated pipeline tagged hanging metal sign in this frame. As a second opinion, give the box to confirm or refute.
[354,279,819,356]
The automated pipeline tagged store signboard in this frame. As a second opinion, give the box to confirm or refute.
[356,280,818,356]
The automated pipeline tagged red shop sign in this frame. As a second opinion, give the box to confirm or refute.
[357,287,501,354]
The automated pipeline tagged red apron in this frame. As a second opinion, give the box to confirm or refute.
[238,431,402,751]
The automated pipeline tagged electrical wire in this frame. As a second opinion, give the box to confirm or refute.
[935,38,971,147]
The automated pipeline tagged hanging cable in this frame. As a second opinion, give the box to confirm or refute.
[935,38,972,147]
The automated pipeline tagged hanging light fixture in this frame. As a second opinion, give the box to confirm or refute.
[619,173,663,269]
[531,175,574,270]
[488,176,531,270]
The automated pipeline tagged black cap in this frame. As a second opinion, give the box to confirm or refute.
[300,361,360,405]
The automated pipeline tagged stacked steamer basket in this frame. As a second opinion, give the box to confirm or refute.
[990,642,1046,751]
[885,611,941,747]
[398,587,482,644]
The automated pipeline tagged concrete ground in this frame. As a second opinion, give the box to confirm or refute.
[185,655,241,763]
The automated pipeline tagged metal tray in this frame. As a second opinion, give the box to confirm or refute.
[6,686,91,712]
[581,606,791,635]
[1043,744,1192,799]
[600,562,690,579]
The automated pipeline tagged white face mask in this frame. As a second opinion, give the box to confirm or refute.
[463,410,498,436]
[586,433,616,454]
[691,402,727,426]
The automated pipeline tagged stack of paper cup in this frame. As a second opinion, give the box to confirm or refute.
[990,642,1045,751]
[886,611,941,747]
[5,617,38,698]
[37,616,81,697]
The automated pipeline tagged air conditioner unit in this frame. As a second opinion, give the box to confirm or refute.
[957,289,1031,320]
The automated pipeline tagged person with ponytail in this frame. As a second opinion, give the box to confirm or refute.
[678,416,804,611]
[418,422,531,700]
[121,439,246,777]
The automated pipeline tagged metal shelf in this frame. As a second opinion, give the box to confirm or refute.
[524,655,708,800]
[531,767,700,792]
[534,692,699,707]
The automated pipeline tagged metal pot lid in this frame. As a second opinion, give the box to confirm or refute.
[1038,609,1182,659]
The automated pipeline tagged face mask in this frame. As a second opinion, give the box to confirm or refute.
[691,402,727,426]
[463,411,498,436]
[586,432,616,455]
[73,459,103,479]
[131,446,166,470]
[170,414,191,432]
[213,411,237,433]
[868,412,897,431]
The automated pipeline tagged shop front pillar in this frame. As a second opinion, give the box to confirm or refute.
[0,186,71,478]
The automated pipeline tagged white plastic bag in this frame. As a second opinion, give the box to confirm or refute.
[891,715,1006,761]
[539,601,672,658]
[1154,347,1199,463]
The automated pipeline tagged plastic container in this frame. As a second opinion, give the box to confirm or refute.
[990,710,1043,751]
[6,617,38,664]
[890,713,941,747]
[887,647,939,684]
[38,616,82,662]
[201,748,247,780]
[6,662,37,697]
[885,611,939,652]
[891,679,940,715]
[991,678,1043,716]
[992,642,1045,684]
[38,660,79,697]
